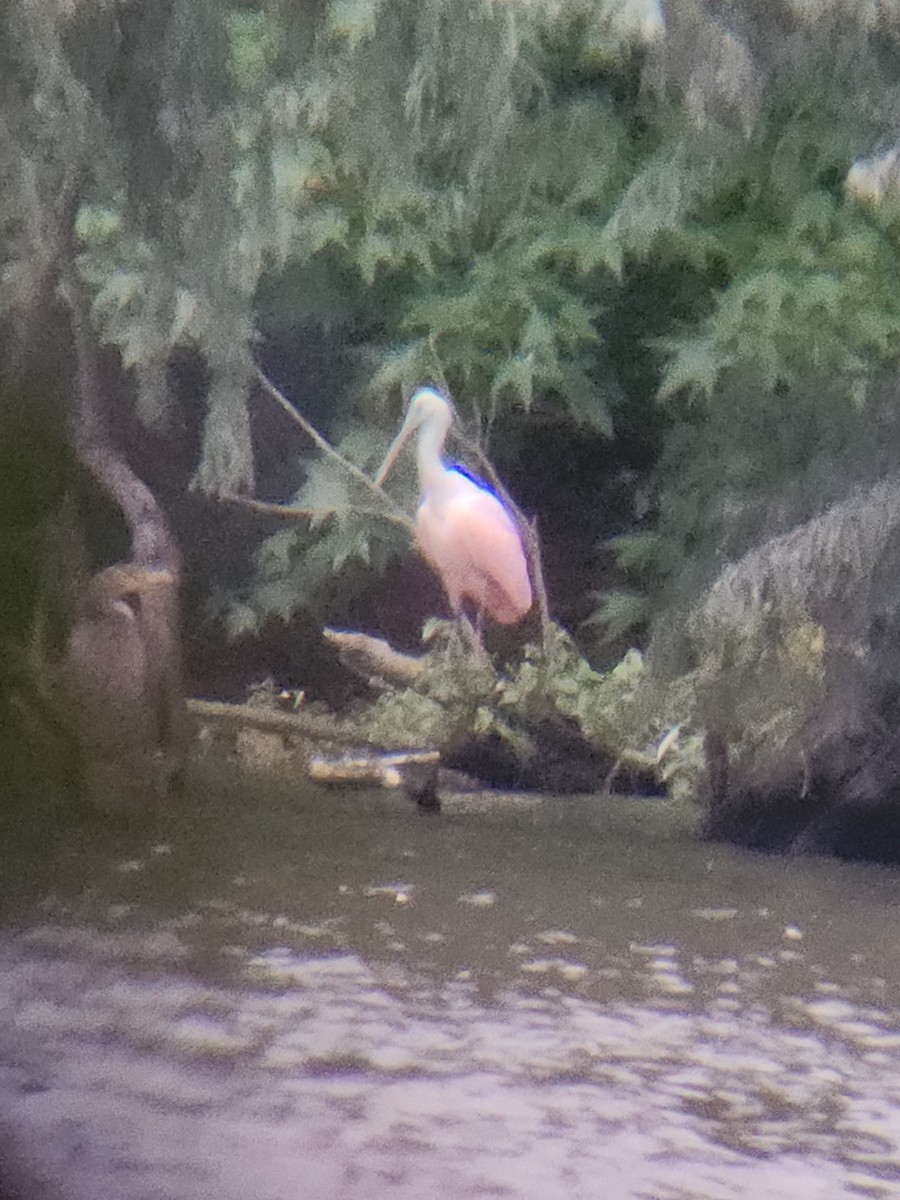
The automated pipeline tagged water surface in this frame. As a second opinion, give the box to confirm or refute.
[2,774,900,1199]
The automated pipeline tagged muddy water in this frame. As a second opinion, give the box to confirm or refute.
[2,774,900,1199]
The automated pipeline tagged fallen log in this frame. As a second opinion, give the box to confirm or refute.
[323,628,428,687]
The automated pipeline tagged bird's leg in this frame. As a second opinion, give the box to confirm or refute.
[456,608,489,666]
[474,608,485,646]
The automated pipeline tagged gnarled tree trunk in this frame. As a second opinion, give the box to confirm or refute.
[56,267,188,814]
[3,173,188,817]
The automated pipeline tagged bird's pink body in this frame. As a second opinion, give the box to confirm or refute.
[376,388,532,626]
[416,467,532,624]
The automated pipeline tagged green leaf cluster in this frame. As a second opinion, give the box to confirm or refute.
[660,197,900,404]
[8,0,900,660]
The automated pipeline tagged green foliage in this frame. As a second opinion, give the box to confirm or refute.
[632,20,900,628]
[356,621,498,748]
[584,589,650,643]
[357,621,702,806]
[225,434,410,632]
[354,96,632,430]
[8,0,900,655]
[659,197,900,403]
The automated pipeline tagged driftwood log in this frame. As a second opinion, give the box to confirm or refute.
[189,619,665,801]
[188,697,442,808]
[322,629,618,791]
[323,628,428,687]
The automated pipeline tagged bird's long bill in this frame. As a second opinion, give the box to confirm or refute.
[374,413,417,488]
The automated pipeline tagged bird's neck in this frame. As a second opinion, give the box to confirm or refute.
[416,412,453,494]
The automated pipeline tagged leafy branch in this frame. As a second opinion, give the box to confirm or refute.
[252,366,415,534]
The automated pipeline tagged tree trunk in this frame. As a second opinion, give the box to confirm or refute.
[59,269,189,811]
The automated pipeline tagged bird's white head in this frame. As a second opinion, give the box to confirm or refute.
[375,386,454,489]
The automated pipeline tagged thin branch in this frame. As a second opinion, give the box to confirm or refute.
[188,697,360,744]
[223,493,415,533]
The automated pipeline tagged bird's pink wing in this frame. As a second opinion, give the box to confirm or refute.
[417,485,532,624]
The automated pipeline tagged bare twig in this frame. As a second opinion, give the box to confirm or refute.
[188,697,360,744]
[222,493,414,533]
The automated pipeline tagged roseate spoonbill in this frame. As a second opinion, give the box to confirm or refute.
[375,387,532,625]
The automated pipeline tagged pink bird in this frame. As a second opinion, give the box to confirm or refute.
[375,387,532,625]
